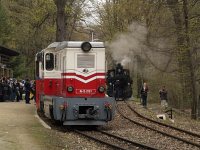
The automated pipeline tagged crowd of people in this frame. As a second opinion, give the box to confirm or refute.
[0,77,35,104]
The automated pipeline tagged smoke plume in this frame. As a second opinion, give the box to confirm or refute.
[107,22,173,74]
[108,22,147,67]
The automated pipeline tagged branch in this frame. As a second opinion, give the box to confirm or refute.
[190,14,200,20]
[145,43,175,55]
[143,49,178,73]
[32,13,50,30]
[190,0,200,7]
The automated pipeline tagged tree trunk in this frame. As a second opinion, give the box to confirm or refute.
[197,82,200,119]
[135,55,143,98]
[182,0,198,119]
[167,0,198,119]
[54,0,67,42]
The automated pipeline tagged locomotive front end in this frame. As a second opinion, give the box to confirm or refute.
[36,41,115,125]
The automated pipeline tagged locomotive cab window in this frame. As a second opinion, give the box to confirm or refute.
[45,53,54,71]
[77,54,95,68]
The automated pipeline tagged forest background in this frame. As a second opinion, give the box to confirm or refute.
[0,0,200,119]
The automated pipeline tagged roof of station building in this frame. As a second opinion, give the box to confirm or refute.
[0,46,20,56]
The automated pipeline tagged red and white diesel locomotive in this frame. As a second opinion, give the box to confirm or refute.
[35,41,115,125]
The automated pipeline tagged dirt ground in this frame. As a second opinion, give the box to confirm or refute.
[0,101,66,150]
[1,100,199,150]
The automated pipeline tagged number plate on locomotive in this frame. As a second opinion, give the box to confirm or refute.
[76,89,96,94]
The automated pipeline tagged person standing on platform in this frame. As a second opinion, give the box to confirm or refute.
[24,79,31,104]
[0,80,3,102]
[3,79,10,101]
[19,80,24,100]
[16,80,21,102]
[30,80,36,102]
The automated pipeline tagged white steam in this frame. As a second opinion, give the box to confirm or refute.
[121,56,131,66]
[107,22,173,74]
[108,22,147,67]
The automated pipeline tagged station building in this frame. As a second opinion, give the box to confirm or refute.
[0,46,19,77]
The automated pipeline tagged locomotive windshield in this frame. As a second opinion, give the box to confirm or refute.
[77,54,95,68]
[45,53,54,71]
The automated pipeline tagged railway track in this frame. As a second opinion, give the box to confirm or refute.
[124,101,200,138]
[117,101,200,149]
[38,103,200,149]
[74,129,158,150]
[38,110,158,149]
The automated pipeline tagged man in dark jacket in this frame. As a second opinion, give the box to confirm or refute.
[24,79,31,104]
[140,82,148,108]
[3,80,10,101]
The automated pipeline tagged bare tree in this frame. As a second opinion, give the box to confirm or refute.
[54,0,67,42]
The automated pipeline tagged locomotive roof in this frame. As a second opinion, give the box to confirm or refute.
[47,41,104,51]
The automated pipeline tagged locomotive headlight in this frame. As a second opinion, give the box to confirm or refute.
[81,42,92,52]
[67,86,74,92]
[98,86,105,93]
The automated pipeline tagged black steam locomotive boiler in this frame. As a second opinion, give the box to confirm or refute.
[106,63,133,100]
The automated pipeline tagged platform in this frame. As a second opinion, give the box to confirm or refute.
[0,101,56,150]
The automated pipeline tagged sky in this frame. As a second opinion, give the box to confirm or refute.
[82,0,103,25]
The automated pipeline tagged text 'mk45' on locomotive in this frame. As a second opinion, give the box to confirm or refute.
[35,41,115,125]
[106,63,133,100]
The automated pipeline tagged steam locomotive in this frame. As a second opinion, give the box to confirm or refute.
[35,41,115,125]
[106,63,133,100]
